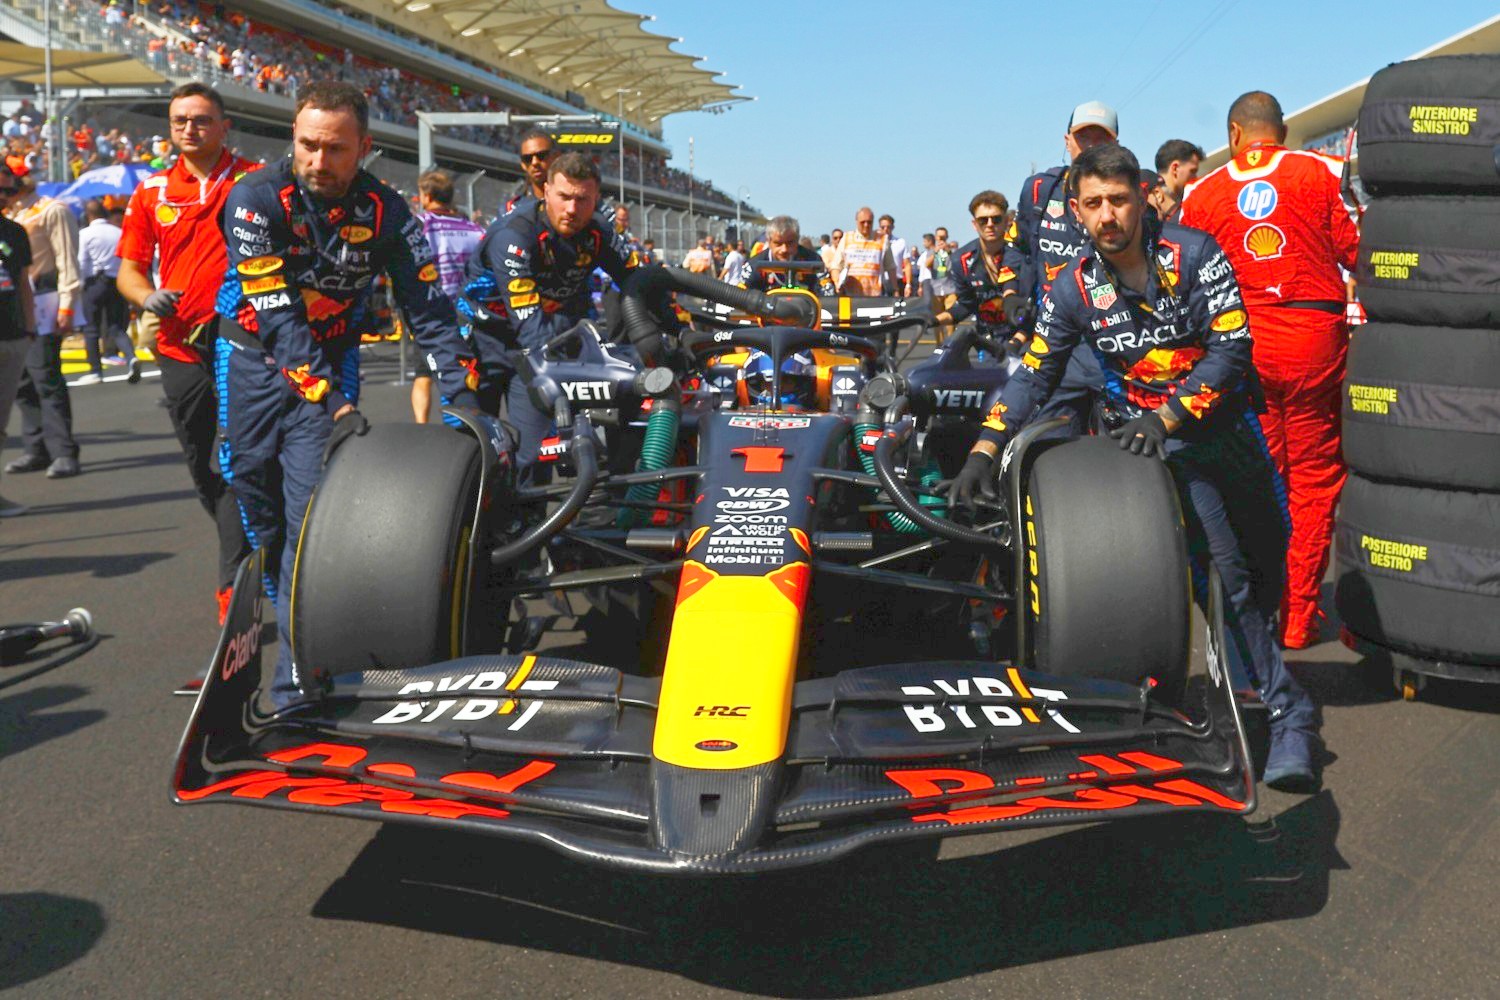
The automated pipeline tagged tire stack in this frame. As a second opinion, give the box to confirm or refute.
[1335,54,1500,690]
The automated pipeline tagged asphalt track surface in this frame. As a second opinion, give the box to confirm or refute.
[3,346,1499,998]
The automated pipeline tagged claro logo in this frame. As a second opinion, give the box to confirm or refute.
[220,593,264,682]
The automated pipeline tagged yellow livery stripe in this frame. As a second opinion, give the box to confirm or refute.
[653,561,809,769]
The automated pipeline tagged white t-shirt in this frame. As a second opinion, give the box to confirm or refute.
[917,248,934,283]
[721,249,746,281]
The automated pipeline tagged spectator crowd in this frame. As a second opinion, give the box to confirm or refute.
[55,0,751,212]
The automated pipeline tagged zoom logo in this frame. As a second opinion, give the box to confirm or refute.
[1237,181,1278,220]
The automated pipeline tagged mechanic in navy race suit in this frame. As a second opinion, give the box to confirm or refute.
[457,152,644,486]
[936,190,1016,346]
[215,82,480,706]
[949,143,1321,792]
[997,102,1121,430]
[738,214,835,296]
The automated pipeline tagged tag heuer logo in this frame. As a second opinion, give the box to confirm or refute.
[1090,283,1117,310]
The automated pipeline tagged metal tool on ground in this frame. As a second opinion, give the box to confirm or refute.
[0,608,95,665]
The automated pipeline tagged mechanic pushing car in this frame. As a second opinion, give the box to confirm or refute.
[997,101,1120,431]
[950,143,1321,792]
[1180,91,1360,649]
[457,152,644,485]
[215,81,479,707]
[935,190,1017,347]
[737,214,835,296]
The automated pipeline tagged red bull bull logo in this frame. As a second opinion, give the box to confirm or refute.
[301,289,350,322]
[1125,347,1205,383]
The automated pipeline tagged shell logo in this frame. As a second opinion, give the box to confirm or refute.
[1244,223,1285,261]
[155,203,180,225]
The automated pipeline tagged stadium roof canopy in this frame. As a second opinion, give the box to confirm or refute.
[0,42,166,87]
[1202,13,1500,170]
[363,0,749,123]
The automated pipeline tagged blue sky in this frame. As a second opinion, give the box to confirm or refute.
[644,0,1498,239]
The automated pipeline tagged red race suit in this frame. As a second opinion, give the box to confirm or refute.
[117,149,260,363]
[1181,142,1360,645]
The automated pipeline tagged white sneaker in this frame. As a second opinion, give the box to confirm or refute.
[0,496,28,517]
[73,372,102,386]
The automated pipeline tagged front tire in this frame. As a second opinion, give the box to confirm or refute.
[291,423,481,680]
[1024,437,1190,704]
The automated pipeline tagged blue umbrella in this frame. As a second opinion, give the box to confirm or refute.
[57,162,157,202]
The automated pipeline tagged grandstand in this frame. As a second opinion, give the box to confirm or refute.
[0,0,761,256]
[1200,13,1500,172]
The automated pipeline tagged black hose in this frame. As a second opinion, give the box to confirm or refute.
[489,414,598,567]
[872,423,1004,550]
[619,266,797,363]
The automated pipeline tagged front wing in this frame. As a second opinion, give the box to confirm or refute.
[174,554,1256,874]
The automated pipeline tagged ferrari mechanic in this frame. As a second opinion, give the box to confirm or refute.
[457,152,644,484]
[936,190,1017,343]
[999,101,1120,430]
[215,81,479,707]
[951,143,1321,791]
[115,82,257,623]
[739,215,835,296]
[1180,91,1360,649]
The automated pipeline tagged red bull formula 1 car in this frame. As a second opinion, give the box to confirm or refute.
[174,268,1256,873]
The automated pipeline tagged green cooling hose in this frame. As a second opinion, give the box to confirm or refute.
[853,419,942,534]
[618,399,680,529]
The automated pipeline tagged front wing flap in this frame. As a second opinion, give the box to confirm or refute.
[174,558,1254,873]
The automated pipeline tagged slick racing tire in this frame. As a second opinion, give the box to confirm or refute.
[1358,55,1500,194]
[1343,322,1500,491]
[292,423,482,679]
[1356,196,1500,327]
[1335,473,1500,665]
[1025,437,1190,704]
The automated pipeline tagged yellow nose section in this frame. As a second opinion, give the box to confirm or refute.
[653,560,810,769]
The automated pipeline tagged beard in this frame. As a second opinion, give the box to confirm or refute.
[1091,222,1133,254]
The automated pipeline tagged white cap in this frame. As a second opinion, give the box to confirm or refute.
[1068,101,1119,137]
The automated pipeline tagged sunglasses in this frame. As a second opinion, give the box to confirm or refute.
[520,150,552,163]
[973,214,1004,226]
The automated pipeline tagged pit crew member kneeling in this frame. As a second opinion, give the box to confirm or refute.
[458,152,643,485]
[216,82,479,708]
[949,143,1321,792]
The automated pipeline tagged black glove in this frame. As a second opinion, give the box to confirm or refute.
[1001,293,1029,328]
[323,409,370,464]
[948,450,996,513]
[143,289,182,317]
[1108,411,1170,459]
